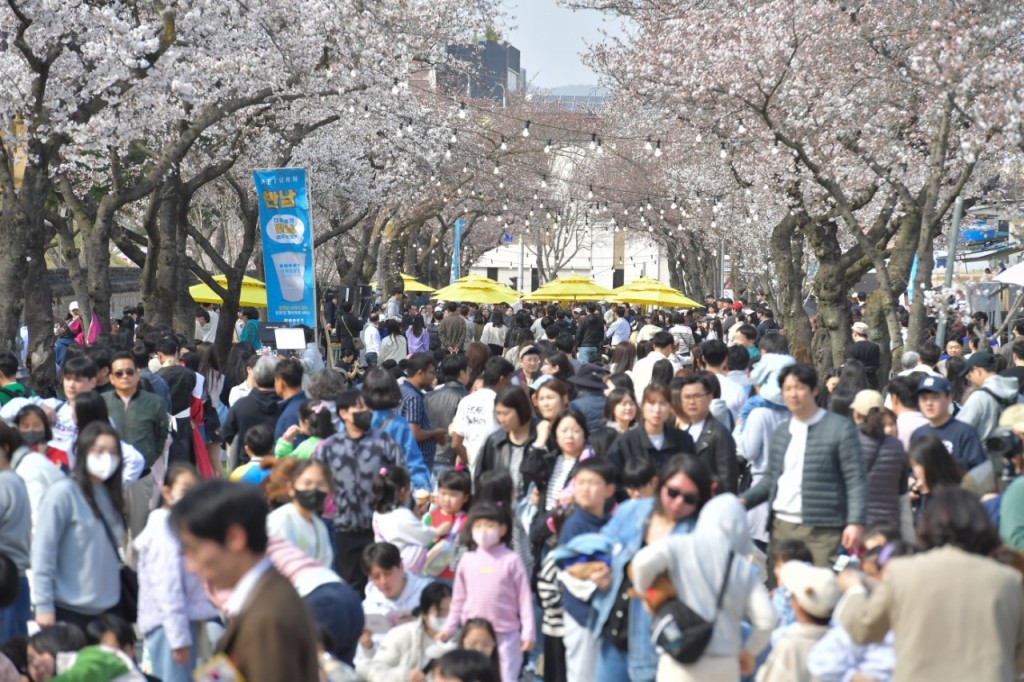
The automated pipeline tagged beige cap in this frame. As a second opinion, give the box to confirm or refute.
[779,561,840,619]
[850,389,884,417]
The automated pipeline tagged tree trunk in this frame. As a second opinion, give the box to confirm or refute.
[144,175,180,327]
[83,205,115,334]
[172,197,196,333]
[770,214,813,359]
[23,225,57,395]
[907,207,935,350]
[0,207,28,353]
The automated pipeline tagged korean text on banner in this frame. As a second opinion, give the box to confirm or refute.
[254,169,316,328]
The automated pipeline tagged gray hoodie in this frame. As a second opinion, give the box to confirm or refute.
[956,374,1020,441]
[631,494,776,660]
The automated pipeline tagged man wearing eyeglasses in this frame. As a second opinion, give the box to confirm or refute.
[677,373,738,493]
[104,350,170,537]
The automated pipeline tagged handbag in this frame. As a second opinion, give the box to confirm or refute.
[98,510,139,623]
[650,551,734,665]
[341,317,365,352]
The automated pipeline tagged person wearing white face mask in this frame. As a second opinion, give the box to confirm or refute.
[31,421,126,631]
[362,581,454,682]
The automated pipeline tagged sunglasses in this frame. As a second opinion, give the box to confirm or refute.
[112,369,137,378]
[664,487,699,505]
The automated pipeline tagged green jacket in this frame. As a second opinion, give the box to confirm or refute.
[742,411,867,528]
[0,382,30,407]
[104,389,169,467]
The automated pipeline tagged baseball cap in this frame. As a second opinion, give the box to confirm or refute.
[731,302,743,311]
[917,375,952,395]
[519,345,541,359]
[961,351,997,376]
[851,321,869,335]
[779,561,840,619]
[69,301,79,312]
[850,389,884,416]
[568,363,608,391]
[572,308,582,314]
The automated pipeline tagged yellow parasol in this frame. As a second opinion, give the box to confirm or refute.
[400,273,434,293]
[431,278,520,305]
[611,277,701,308]
[190,275,268,308]
[522,274,616,302]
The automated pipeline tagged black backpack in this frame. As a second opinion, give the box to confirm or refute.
[428,322,441,351]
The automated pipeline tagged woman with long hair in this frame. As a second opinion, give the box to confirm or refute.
[465,342,491,389]
[197,342,225,472]
[608,342,637,375]
[475,385,536,500]
[908,435,964,519]
[221,342,255,407]
[406,313,430,355]
[480,311,507,357]
[362,368,430,492]
[31,422,126,631]
[379,319,409,365]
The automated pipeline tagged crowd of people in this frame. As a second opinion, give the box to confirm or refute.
[0,286,1020,682]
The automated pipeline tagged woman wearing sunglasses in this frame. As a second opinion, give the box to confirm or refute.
[588,455,713,682]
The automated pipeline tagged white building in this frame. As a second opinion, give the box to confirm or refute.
[468,227,673,295]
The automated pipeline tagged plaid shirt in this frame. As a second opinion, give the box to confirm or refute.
[314,429,405,532]
[399,381,435,469]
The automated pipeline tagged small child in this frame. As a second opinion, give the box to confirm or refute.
[555,459,618,682]
[441,502,535,682]
[356,542,432,667]
[622,454,658,500]
[372,466,449,575]
[769,538,814,640]
[421,469,471,579]
[476,470,533,574]
[275,399,336,459]
[756,562,840,682]
[457,619,502,681]
[229,424,275,484]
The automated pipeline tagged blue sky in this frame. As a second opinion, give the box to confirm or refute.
[504,1,623,89]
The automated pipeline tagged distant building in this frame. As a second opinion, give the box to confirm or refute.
[441,40,525,106]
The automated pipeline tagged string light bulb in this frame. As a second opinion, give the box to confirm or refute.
[458,102,467,119]
[588,185,594,200]
[391,78,400,95]
[445,144,452,160]
[654,140,662,157]
[544,140,552,154]
[589,133,597,151]
[644,136,653,152]
[500,135,507,151]
[493,162,500,175]
[522,120,531,138]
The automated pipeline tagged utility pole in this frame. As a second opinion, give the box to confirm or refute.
[935,196,964,345]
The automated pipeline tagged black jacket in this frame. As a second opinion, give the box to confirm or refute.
[845,340,881,389]
[335,312,364,347]
[576,313,605,348]
[692,415,739,493]
[606,426,695,493]
[222,388,280,451]
[475,425,537,494]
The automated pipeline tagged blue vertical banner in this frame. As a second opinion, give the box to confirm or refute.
[451,218,464,284]
[906,254,918,305]
[253,169,316,327]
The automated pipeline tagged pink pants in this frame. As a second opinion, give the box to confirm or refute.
[496,630,522,682]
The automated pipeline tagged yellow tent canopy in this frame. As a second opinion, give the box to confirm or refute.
[611,277,701,308]
[431,278,520,305]
[522,274,615,302]
[400,273,434,293]
[189,275,268,308]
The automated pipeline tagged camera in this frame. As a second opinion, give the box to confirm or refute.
[985,428,1022,482]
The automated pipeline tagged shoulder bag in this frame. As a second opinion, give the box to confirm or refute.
[341,316,365,352]
[650,550,734,665]
[97,510,139,623]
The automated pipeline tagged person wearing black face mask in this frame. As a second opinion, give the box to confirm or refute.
[267,460,335,567]
[313,389,405,594]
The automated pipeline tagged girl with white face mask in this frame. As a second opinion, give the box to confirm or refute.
[31,422,127,631]
[362,581,453,682]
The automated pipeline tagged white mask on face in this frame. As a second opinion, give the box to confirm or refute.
[428,615,447,633]
[86,453,120,481]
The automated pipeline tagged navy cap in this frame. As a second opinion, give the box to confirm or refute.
[916,375,952,395]
[961,351,997,377]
